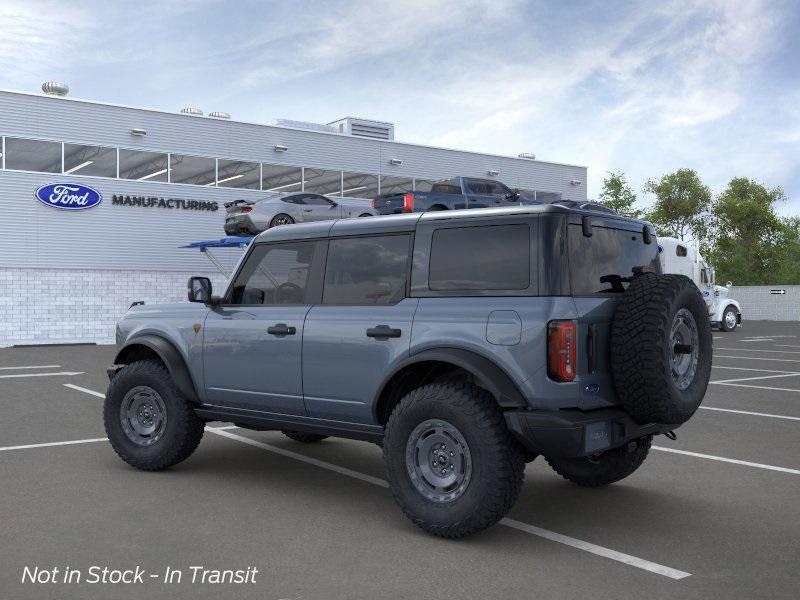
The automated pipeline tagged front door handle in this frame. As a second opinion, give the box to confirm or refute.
[303,208,313,212]
[366,325,402,338]
[267,323,296,335]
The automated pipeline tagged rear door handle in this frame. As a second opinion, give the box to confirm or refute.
[267,323,296,336]
[366,325,402,339]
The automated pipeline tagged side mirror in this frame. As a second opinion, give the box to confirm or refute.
[329,201,338,208]
[188,277,212,303]
[726,281,732,288]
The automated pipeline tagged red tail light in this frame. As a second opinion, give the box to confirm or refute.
[371,198,377,209]
[402,193,414,212]
[241,207,252,213]
[548,320,576,382]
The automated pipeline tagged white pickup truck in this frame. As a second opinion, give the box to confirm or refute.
[658,237,742,332]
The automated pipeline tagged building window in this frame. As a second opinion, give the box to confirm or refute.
[119,149,169,182]
[341,171,379,198]
[4,137,61,173]
[63,144,117,177]
[413,178,436,192]
[304,168,342,196]
[429,225,531,291]
[323,235,410,305]
[170,154,216,186]
[217,159,260,189]
[262,164,302,192]
[379,175,413,195]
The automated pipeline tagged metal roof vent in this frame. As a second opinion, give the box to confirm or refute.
[328,117,395,141]
[517,152,536,160]
[269,119,337,134]
[208,111,231,119]
[180,106,203,116]
[42,82,69,96]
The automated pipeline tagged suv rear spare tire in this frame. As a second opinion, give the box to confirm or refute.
[610,273,712,425]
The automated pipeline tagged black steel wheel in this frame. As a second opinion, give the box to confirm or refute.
[104,359,204,471]
[384,379,524,538]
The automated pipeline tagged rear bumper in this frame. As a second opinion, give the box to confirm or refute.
[504,407,676,458]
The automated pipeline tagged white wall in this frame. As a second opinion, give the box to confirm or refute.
[729,286,800,322]
[0,268,228,346]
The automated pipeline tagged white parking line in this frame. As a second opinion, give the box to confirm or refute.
[653,446,800,475]
[710,382,800,394]
[700,406,800,421]
[715,355,800,363]
[710,373,800,384]
[63,383,106,398]
[712,365,799,373]
[208,427,691,580]
[775,345,800,349]
[739,338,774,342]
[0,364,61,371]
[0,437,108,452]
[0,371,84,379]
[500,519,690,580]
[716,347,800,354]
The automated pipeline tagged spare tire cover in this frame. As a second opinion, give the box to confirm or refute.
[610,273,712,425]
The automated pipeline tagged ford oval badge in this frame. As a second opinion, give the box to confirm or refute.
[35,183,102,210]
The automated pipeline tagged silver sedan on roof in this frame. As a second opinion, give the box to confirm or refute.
[224,192,377,235]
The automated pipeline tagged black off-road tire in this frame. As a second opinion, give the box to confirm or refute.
[104,359,205,471]
[610,273,712,425]
[384,379,525,538]
[720,306,738,332]
[546,436,652,487]
[281,430,329,443]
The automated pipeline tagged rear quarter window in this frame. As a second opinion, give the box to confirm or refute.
[428,224,530,291]
[568,225,660,295]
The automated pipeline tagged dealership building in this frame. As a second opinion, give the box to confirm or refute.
[0,84,588,346]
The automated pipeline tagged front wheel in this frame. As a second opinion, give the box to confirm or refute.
[545,436,651,487]
[104,359,205,471]
[384,379,524,538]
[720,306,738,332]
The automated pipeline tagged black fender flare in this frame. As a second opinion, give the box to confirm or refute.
[113,334,199,403]
[374,347,527,411]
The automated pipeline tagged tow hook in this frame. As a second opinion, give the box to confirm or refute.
[663,430,677,441]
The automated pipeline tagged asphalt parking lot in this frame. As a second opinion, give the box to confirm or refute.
[2,321,799,599]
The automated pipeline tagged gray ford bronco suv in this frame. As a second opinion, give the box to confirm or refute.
[105,205,712,538]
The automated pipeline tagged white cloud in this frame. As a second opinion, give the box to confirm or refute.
[0,1,91,82]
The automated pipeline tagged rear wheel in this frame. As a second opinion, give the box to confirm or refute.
[720,306,738,332]
[546,436,652,487]
[104,359,204,471]
[384,379,524,538]
[270,213,294,227]
[281,430,329,443]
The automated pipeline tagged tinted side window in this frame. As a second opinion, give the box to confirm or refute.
[282,195,304,204]
[323,235,410,305]
[676,245,688,257]
[465,179,491,194]
[305,194,333,206]
[429,225,530,291]
[430,181,461,195]
[487,181,512,197]
[229,241,317,305]
[568,225,660,295]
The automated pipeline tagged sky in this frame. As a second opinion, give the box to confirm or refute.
[1,0,799,213]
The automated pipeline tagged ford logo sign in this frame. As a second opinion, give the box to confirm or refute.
[35,183,102,210]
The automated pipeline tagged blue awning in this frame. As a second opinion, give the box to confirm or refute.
[180,236,254,249]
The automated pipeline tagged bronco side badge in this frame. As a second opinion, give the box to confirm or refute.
[193,324,202,333]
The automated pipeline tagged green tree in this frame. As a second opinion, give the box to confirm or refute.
[707,177,785,285]
[597,171,640,217]
[643,169,711,241]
